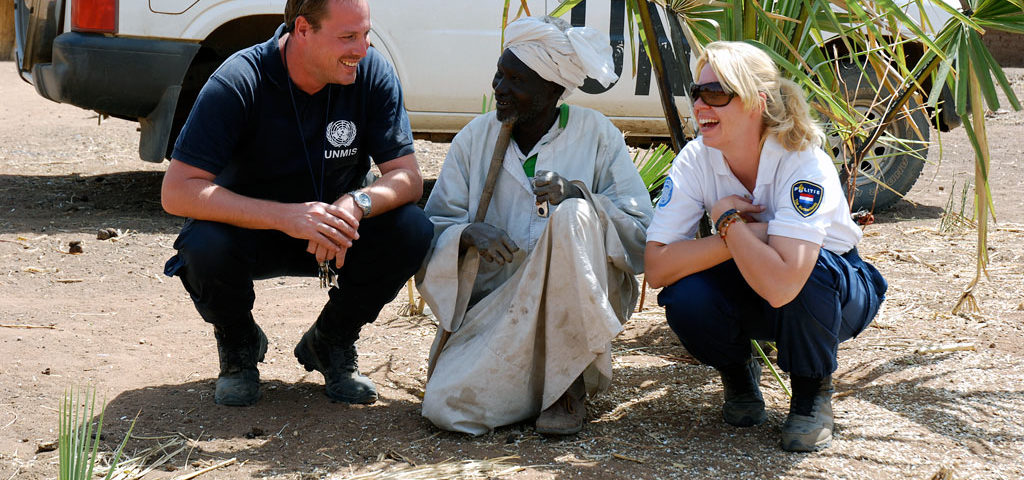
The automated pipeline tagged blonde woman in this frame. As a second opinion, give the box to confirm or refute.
[644,41,887,452]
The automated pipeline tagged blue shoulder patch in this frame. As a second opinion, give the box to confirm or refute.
[657,177,674,208]
[791,180,823,217]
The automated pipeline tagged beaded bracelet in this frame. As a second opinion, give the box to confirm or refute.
[715,208,745,242]
[714,208,739,232]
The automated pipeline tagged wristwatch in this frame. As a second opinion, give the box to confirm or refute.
[349,190,372,217]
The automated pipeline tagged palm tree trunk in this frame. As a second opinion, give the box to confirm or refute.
[636,0,687,152]
[953,61,991,314]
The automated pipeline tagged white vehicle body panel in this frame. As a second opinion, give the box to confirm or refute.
[59,0,692,137]
[370,1,691,136]
[52,0,957,140]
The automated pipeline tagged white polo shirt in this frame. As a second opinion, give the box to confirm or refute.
[646,135,862,255]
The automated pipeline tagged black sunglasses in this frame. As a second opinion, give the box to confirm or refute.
[689,82,737,107]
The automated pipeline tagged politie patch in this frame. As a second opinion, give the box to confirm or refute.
[657,176,674,208]
[791,180,823,217]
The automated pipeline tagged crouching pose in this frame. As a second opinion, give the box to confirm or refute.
[644,41,887,452]
[417,16,653,436]
[161,0,432,407]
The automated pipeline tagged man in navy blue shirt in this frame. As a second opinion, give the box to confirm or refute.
[161,0,432,407]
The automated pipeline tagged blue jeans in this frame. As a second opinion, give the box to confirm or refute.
[658,248,887,378]
[165,203,433,343]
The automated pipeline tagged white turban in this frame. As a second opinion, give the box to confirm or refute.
[502,16,618,100]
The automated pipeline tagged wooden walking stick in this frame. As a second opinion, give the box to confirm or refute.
[473,120,516,224]
[427,117,516,379]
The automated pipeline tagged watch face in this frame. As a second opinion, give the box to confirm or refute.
[354,191,371,215]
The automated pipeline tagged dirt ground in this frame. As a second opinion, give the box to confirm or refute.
[1,60,1023,480]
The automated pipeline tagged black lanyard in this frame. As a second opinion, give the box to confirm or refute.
[282,36,331,203]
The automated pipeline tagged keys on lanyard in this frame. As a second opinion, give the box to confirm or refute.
[318,261,337,289]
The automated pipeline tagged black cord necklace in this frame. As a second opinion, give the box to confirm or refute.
[282,35,331,203]
[282,35,337,288]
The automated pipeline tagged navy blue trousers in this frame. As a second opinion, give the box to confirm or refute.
[658,248,887,378]
[164,203,433,343]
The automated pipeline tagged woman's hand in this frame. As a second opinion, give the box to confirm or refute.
[710,195,765,224]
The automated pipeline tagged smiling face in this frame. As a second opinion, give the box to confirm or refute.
[694,65,764,152]
[301,0,371,86]
[491,50,563,124]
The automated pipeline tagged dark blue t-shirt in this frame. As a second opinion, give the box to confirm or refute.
[172,24,414,204]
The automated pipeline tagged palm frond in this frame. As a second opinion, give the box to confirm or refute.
[633,143,676,194]
[58,387,136,480]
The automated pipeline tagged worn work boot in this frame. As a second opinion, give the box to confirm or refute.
[781,375,835,452]
[535,375,587,435]
[718,357,767,427]
[294,326,377,404]
[214,323,268,406]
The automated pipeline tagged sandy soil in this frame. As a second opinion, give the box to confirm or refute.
[1,60,1023,480]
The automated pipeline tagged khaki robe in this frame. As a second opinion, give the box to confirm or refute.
[417,106,653,435]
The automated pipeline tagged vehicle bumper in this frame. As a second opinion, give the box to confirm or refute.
[32,32,200,118]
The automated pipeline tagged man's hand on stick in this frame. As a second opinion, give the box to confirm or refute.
[460,223,520,265]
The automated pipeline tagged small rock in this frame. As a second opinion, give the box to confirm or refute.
[245,427,265,439]
[68,241,83,254]
[96,228,119,240]
[990,343,996,348]
[41,368,51,375]
[37,440,58,453]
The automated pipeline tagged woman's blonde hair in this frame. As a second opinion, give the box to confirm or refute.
[695,41,824,151]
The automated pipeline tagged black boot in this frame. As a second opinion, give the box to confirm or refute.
[213,322,267,406]
[782,375,834,452]
[718,357,767,427]
[294,325,377,404]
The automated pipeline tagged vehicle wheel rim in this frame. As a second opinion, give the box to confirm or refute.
[826,103,899,189]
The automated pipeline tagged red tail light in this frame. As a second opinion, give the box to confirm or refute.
[71,0,118,33]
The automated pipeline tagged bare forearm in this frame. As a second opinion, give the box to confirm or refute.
[350,169,422,215]
[644,237,732,288]
[162,173,289,231]
[343,154,423,217]
[725,223,815,307]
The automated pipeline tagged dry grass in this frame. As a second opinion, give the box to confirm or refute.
[334,456,526,479]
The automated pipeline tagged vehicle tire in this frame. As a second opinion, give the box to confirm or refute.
[167,51,222,158]
[826,62,930,212]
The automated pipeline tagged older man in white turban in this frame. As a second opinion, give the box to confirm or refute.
[417,16,653,435]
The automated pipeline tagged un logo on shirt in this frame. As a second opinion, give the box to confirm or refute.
[657,177,673,208]
[326,120,357,148]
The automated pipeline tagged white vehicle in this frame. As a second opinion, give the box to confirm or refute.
[14,1,689,160]
[14,0,960,210]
